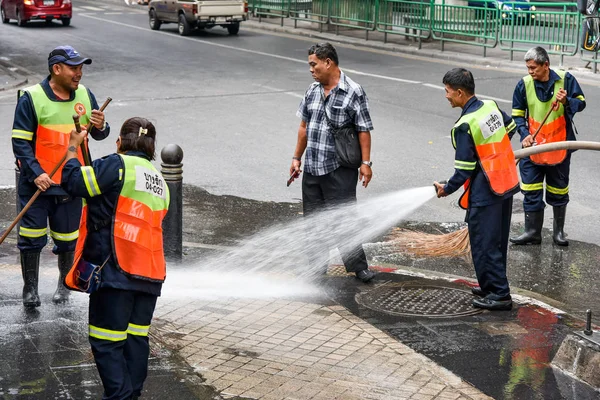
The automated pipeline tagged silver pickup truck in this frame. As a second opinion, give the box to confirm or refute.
[148,0,247,36]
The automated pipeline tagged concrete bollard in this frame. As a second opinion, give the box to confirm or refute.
[161,144,183,260]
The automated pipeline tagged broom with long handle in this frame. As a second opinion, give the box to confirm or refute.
[390,101,561,258]
[0,98,112,245]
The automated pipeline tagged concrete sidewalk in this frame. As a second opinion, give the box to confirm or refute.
[1,184,599,399]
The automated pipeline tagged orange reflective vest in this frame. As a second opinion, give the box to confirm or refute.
[524,70,567,165]
[452,100,519,210]
[65,154,170,291]
[23,83,91,182]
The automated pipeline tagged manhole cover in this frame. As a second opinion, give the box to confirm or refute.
[356,284,482,318]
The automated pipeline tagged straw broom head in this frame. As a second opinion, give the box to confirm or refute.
[386,226,470,258]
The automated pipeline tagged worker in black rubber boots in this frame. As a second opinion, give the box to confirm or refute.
[510,46,586,246]
[62,117,169,400]
[434,68,519,311]
[11,45,109,308]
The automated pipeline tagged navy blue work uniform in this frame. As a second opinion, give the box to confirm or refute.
[62,152,161,400]
[444,97,519,299]
[12,77,110,253]
[512,70,586,211]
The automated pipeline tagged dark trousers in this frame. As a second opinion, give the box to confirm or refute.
[468,197,512,299]
[89,288,158,400]
[18,194,81,254]
[519,154,570,212]
[302,167,368,273]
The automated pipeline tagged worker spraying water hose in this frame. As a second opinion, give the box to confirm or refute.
[389,65,590,311]
[390,140,600,258]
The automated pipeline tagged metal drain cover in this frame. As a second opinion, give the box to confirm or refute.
[356,284,482,318]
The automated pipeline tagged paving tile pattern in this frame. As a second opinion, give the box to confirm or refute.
[152,297,492,400]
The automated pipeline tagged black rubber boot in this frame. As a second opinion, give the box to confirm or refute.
[552,205,569,246]
[53,251,73,304]
[510,210,544,245]
[21,251,41,308]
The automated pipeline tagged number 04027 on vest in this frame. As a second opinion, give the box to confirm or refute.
[135,165,167,200]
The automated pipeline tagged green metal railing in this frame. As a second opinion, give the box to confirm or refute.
[289,0,329,29]
[431,0,499,56]
[248,0,594,69]
[329,0,378,39]
[498,2,580,64]
[251,0,289,23]
[375,0,432,47]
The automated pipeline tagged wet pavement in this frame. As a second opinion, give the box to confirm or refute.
[324,271,599,400]
[0,251,240,400]
[1,19,600,396]
[1,185,599,399]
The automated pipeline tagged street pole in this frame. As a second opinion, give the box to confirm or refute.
[161,144,184,261]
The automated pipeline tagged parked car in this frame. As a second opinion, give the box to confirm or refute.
[468,0,536,23]
[148,0,247,36]
[1,0,72,26]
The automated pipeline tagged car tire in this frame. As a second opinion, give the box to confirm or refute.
[178,13,190,36]
[61,17,70,26]
[149,9,161,30]
[1,7,8,23]
[227,22,239,35]
[17,10,26,26]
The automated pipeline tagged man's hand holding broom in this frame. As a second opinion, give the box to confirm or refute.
[67,125,88,162]
[522,92,563,148]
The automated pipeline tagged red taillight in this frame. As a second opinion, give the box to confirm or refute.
[24,0,35,5]
[192,4,197,14]
[244,2,248,13]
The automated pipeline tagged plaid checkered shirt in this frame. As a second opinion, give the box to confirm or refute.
[296,71,374,176]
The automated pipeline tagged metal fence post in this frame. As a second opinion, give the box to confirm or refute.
[161,144,183,260]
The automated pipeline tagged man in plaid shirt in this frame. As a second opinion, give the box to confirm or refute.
[289,42,375,283]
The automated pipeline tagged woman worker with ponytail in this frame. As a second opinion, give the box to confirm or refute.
[61,117,170,400]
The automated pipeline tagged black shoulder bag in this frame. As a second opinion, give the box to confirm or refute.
[322,105,362,169]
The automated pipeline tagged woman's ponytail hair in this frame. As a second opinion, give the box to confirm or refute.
[119,117,156,160]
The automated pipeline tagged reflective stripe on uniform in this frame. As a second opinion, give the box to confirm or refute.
[12,129,34,141]
[127,323,150,337]
[50,229,79,242]
[118,168,123,181]
[520,182,544,192]
[89,325,128,342]
[19,226,47,238]
[81,166,101,197]
[576,95,585,102]
[546,184,569,195]
[454,160,477,170]
[506,120,517,134]
[512,109,526,118]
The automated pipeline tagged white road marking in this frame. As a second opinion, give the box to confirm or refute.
[80,6,105,11]
[423,83,445,90]
[259,84,304,99]
[422,83,511,103]
[78,14,512,103]
[477,94,511,104]
[105,12,124,15]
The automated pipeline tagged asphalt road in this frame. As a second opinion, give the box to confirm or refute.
[1,0,600,245]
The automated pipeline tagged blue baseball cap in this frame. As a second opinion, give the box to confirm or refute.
[48,45,92,67]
